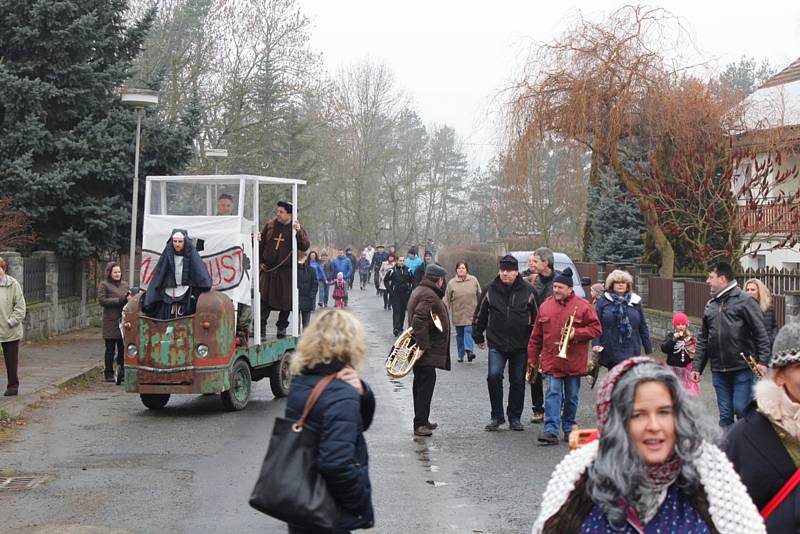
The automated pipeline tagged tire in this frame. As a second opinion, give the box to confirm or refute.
[221,358,252,411]
[140,394,170,410]
[269,350,292,398]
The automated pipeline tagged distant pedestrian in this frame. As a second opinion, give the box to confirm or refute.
[521,253,538,285]
[97,261,130,383]
[661,312,699,396]
[307,251,328,308]
[444,261,481,363]
[586,282,606,387]
[745,278,778,351]
[473,255,536,432]
[528,247,556,423]
[332,273,348,309]
[378,253,395,311]
[691,261,771,427]
[0,256,26,396]
[318,250,334,307]
[404,247,423,276]
[726,322,800,533]
[589,283,604,303]
[407,264,451,437]
[384,255,413,336]
[285,309,375,533]
[297,251,319,331]
[592,269,652,371]
[532,357,764,533]
[331,249,353,306]
[356,252,371,291]
[370,245,388,296]
[528,268,601,445]
[345,248,357,290]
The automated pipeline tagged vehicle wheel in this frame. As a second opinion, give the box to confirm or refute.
[221,358,252,411]
[140,394,170,410]
[269,350,292,398]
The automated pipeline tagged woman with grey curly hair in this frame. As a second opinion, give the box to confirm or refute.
[532,357,764,533]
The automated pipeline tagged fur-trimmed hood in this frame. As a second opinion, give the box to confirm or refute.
[531,440,765,533]
[602,291,642,305]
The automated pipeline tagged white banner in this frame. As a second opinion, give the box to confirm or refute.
[140,215,253,305]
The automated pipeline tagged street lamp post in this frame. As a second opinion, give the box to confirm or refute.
[121,88,159,285]
[206,147,228,174]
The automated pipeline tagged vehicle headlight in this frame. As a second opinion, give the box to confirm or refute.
[127,344,138,357]
[195,344,209,358]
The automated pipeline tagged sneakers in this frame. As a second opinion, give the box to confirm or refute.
[530,411,544,424]
[414,425,433,437]
[3,388,18,397]
[467,351,476,362]
[537,431,559,446]
[509,420,524,431]
[484,418,504,431]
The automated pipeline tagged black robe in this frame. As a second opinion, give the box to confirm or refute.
[142,231,212,319]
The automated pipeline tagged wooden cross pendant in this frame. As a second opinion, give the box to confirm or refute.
[273,233,285,250]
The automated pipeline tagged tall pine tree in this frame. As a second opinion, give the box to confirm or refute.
[0,0,198,257]
[588,172,644,264]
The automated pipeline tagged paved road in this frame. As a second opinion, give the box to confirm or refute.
[0,286,721,533]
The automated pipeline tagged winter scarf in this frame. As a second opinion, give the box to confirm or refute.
[610,291,633,344]
[756,379,800,443]
[628,455,682,526]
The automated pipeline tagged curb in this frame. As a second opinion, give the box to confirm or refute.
[0,361,104,419]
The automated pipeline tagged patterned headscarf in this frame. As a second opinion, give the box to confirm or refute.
[595,356,666,434]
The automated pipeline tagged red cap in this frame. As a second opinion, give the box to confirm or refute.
[672,312,688,327]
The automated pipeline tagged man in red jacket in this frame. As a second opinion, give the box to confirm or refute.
[528,267,601,445]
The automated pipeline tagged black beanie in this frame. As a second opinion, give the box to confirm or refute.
[554,267,574,287]
[498,254,518,271]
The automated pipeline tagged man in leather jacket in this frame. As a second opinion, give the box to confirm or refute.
[690,261,771,427]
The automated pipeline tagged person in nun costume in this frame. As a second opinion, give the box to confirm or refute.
[142,229,212,319]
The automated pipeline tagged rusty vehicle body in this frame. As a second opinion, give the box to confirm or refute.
[123,174,304,411]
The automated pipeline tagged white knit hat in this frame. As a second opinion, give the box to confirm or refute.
[770,322,800,368]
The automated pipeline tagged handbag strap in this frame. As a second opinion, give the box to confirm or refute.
[294,372,338,430]
[761,464,800,519]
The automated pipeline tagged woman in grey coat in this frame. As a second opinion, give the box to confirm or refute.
[0,256,26,396]
[97,262,129,383]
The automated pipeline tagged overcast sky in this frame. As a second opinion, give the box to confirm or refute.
[302,1,800,167]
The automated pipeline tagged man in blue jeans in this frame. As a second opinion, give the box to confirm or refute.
[690,261,771,427]
[472,255,536,431]
[528,268,601,445]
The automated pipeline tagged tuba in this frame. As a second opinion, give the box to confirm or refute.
[557,308,577,359]
[385,312,443,379]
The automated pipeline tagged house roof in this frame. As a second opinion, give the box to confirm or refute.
[761,57,800,89]
[738,57,800,132]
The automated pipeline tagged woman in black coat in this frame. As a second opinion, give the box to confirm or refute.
[285,309,375,534]
[298,251,319,332]
[745,278,778,351]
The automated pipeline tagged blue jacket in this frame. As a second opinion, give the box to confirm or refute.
[405,255,423,275]
[592,292,652,367]
[285,362,375,531]
[309,260,328,283]
[331,256,353,280]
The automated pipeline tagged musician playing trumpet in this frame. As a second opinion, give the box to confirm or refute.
[527,268,601,446]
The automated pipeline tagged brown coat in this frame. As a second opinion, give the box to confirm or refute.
[97,264,129,339]
[259,218,310,309]
[444,274,481,326]
[406,279,451,370]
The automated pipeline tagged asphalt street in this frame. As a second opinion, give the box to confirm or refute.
[0,285,721,534]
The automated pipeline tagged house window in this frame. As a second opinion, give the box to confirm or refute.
[757,255,767,269]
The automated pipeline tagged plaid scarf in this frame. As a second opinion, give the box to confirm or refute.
[609,292,633,344]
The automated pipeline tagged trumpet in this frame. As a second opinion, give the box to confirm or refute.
[525,362,539,384]
[741,352,766,379]
[557,309,577,359]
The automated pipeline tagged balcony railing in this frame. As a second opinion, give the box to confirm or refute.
[738,203,800,234]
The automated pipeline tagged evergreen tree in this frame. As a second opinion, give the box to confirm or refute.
[0,0,198,257]
[588,173,644,264]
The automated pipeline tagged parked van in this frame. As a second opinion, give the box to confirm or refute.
[509,251,588,299]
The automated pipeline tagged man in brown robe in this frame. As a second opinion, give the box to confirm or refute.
[259,201,310,338]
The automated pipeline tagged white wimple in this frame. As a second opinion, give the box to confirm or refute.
[531,440,765,533]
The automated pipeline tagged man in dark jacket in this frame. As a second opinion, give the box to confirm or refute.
[384,256,414,336]
[413,251,447,292]
[472,255,536,432]
[528,247,555,423]
[370,245,388,295]
[345,247,357,290]
[690,261,771,427]
[724,322,800,533]
[406,264,451,437]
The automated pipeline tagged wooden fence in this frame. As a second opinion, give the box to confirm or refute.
[648,277,673,312]
[684,280,710,318]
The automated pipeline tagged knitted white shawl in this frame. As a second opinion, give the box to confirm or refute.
[531,440,765,533]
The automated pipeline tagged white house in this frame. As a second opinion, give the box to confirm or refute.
[734,57,800,270]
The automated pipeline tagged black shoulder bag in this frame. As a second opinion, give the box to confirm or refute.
[249,372,340,529]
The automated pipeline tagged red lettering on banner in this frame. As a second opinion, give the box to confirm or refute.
[221,254,237,283]
[141,255,155,286]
